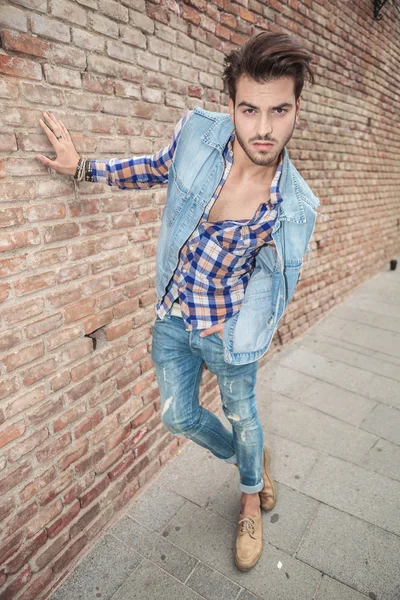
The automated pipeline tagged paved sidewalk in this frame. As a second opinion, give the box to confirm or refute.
[50,260,400,600]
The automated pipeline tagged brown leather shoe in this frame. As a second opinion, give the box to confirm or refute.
[259,445,277,512]
[234,508,263,571]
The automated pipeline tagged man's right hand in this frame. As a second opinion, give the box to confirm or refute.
[36,111,81,176]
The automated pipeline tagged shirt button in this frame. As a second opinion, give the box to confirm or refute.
[189,244,195,251]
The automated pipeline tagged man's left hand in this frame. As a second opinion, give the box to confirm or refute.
[199,323,224,339]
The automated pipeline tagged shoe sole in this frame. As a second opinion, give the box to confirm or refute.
[260,446,277,511]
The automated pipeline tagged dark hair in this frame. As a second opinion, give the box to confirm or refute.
[222,32,315,104]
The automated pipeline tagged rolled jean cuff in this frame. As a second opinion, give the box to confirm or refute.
[223,453,237,464]
[239,479,265,494]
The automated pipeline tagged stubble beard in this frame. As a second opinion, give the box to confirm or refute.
[233,117,297,167]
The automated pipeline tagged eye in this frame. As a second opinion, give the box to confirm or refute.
[275,108,287,115]
[243,108,255,114]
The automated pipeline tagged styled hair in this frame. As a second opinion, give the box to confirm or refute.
[222,32,315,104]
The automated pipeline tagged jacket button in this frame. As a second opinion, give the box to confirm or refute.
[267,316,274,325]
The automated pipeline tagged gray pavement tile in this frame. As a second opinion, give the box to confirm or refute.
[259,396,377,464]
[328,304,400,335]
[204,467,241,521]
[299,454,400,535]
[315,575,370,600]
[313,315,400,359]
[237,591,263,600]
[163,500,321,600]
[127,482,187,532]
[297,503,400,600]
[49,534,142,600]
[185,561,241,600]
[155,441,235,508]
[352,278,400,307]
[265,433,320,491]
[255,360,316,400]
[296,335,400,383]
[346,294,400,320]
[359,438,400,481]
[207,477,319,556]
[361,404,400,445]
[110,515,197,582]
[111,558,202,600]
[296,379,376,427]
[280,349,400,408]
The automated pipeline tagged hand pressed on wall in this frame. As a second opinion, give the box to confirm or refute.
[35,111,81,176]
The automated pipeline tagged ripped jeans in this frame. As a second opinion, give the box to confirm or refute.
[150,311,265,494]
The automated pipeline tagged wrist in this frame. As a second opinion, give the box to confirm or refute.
[70,157,81,177]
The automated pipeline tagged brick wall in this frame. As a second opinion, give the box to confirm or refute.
[1,0,399,597]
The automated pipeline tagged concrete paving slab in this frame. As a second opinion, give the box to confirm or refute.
[185,561,241,600]
[237,591,262,600]
[312,316,400,359]
[327,304,400,334]
[263,433,320,491]
[315,575,372,599]
[297,503,400,600]
[127,481,187,532]
[346,294,400,319]
[255,360,316,400]
[111,558,203,600]
[296,379,376,426]
[300,454,400,535]
[359,438,400,481]
[296,335,400,382]
[154,442,235,507]
[259,395,377,464]
[110,515,198,582]
[280,348,400,408]
[361,403,400,445]
[49,534,142,600]
[163,500,322,600]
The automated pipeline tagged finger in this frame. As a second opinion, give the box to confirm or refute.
[36,154,55,167]
[49,112,65,134]
[199,327,218,337]
[44,111,59,128]
[59,121,72,142]
[43,112,63,140]
[39,118,59,146]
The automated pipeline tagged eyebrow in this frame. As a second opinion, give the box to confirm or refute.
[237,101,294,110]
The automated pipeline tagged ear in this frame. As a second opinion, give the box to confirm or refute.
[228,97,234,124]
[295,97,301,122]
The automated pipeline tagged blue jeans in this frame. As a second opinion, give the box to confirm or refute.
[150,311,265,494]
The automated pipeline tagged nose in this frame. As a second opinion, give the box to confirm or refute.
[258,114,273,138]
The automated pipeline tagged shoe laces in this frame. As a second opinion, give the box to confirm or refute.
[238,515,255,536]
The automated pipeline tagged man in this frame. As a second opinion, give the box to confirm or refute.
[36,32,319,571]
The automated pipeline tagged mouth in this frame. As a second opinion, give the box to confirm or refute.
[253,142,274,149]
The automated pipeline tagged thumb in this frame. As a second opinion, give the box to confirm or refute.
[36,154,54,167]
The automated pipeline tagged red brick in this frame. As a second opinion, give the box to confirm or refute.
[0,419,26,450]
[52,533,87,573]
[0,54,42,79]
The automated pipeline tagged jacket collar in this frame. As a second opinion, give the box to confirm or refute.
[195,106,313,224]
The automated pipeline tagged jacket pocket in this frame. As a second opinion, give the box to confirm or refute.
[164,162,190,227]
[284,262,302,306]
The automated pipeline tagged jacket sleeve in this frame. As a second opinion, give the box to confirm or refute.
[89,109,193,189]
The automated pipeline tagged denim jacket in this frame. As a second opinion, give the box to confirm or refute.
[155,106,321,365]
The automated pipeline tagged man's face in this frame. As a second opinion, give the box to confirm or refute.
[228,75,300,168]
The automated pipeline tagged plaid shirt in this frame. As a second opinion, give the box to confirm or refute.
[91,110,283,331]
